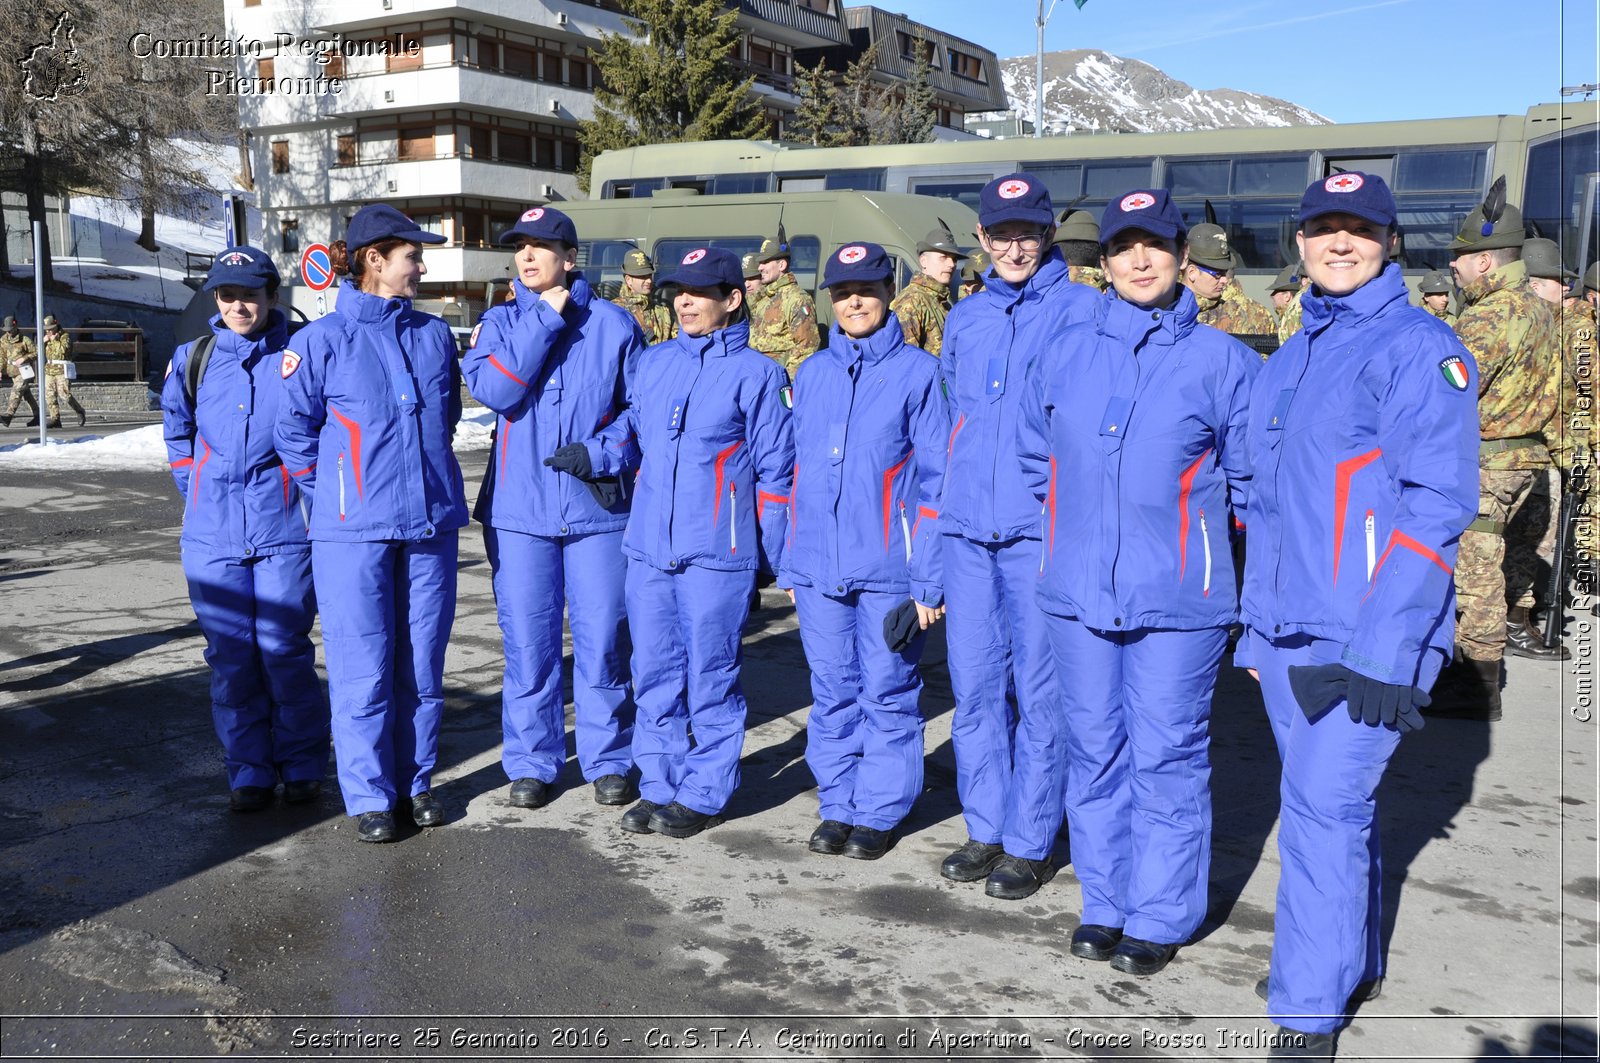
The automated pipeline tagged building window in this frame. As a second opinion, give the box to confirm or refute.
[388,32,423,73]
[499,131,532,165]
[281,218,299,254]
[399,127,434,161]
[322,53,344,79]
[897,32,936,66]
[271,139,289,174]
[335,134,356,167]
[503,43,536,78]
[258,57,275,83]
[468,126,492,159]
[949,49,985,82]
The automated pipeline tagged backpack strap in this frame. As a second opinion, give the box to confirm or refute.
[182,333,218,405]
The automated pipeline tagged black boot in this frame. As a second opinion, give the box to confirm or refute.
[45,416,61,429]
[0,414,9,428]
[70,398,86,427]
[1506,606,1569,661]
[1423,655,1501,721]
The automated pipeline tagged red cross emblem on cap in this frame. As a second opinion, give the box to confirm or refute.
[838,245,867,264]
[1325,174,1364,193]
[520,207,545,221]
[997,179,1030,200]
[1119,192,1156,212]
[683,249,707,264]
[220,251,250,266]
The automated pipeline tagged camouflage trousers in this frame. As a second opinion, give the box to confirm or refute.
[43,375,79,419]
[3,380,38,417]
[1456,467,1537,662]
[1503,466,1558,611]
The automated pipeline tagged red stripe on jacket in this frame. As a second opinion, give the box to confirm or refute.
[1175,448,1212,581]
[1332,448,1382,585]
[327,407,365,499]
[711,440,744,528]
[881,454,911,548]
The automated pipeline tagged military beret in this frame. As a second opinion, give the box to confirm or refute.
[757,236,791,264]
[741,252,761,280]
[1184,223,1233,270]
[1521,238,1574,282]
[979,173,1054,228]
[1268,262,1302,293]
[347,203,447,253]
[1299,171,1397,230]
[1055,209,1100,244]
[661,247,743,291]
[822,242,894,288]
[917,228,969,259]
[497,205,578,248]
[1417,270,1453,295]
[203,245,280,293]
[621,248,654,278]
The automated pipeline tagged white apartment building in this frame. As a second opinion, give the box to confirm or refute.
[224,0,852,321]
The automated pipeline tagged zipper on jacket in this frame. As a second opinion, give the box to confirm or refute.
[338,453,347,521]
[1200,509,1212,598]
[729,482,738,555]
[1364,510,1375,582]
[899,500,912,563]
[1039,501,1048,574]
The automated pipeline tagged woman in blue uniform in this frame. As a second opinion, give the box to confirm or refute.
[162,246,328,812]
[1018,189,1259,976]
[779,242,947,860]
[549,247,793,839]
[275,205,470,843]
[1238,174,1477,1060]
[462,206,644,811]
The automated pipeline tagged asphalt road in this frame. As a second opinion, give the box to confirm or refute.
[0,441,1594,1062]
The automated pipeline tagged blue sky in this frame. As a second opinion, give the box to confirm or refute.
[882,0,1599,124]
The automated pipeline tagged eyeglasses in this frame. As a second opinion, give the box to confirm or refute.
[983,231,1047,253]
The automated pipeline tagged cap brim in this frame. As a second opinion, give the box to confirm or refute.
[1300,204,1396,230]
[980,206,1055,228]
[916,243,969,259]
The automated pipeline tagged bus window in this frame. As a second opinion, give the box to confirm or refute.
[1165,160,1229,199]
[1397,150,1486,193]
[1031,164,1083,203]
[1233,156,1310,195]
[910,180,986,211]
[1526,126,1600,273]
[1084,162,1152,197]
[712,173,772,195]
[576,240,641,299]
[825,169,886,192]
[603,178,664,199]
[1325,156,1395,184]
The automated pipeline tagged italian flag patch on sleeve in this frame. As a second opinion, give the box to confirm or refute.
[1439,354,1470,391]
[779,385,793,409]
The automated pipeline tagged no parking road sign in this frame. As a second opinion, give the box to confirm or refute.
[300,244,334,291]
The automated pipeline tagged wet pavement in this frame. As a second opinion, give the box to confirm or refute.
[0,446,1595,1062]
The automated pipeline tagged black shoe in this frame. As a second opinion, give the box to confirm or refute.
[45,417,60,429]
[1108,936,1179,976]
[282,779,321,805]
[940,838,1006,882]
[1267,1027,1336,1060]
[843,826,892,860]
[620,798,660,834]
[356,810,396,843]
[1069,924,1124,961]
[229,786,272,812]
[76,409,86,427]
[985,854,1056,899]
[1255,973,1382,1007]
[808,819,851,855]
[410,791,444,827]
[0,415,9,428]
[508,777,550,808]
[1506,611,1569,661]
[593,774,636,806]
[23,418,38,427]
[647,801,721,838]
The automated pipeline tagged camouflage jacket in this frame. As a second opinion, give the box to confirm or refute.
[1275,281,1310,348]
[1551,298,1598,471]
[0,333,35,378]
[1190,280,1276,339]
[889,273,952,356]
[612,290,677,346]
[1453,260,1560,470]
[42,331,72,376]
[1421,302,1457,328]
[958,279,984,301]
[747,271,820,378]
[1068,264,1110,292]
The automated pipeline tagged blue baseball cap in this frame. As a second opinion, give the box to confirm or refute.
[203,245,280,292]
[1099,189,1186,246]
[821,242,894,288]
[497,205,578,248]
[661,247,743,291]
[979,172,1055,228]
[345,203,447,253]
[1298,172,1397,229]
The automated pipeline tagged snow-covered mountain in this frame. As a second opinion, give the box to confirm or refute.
[999,49,1329,134]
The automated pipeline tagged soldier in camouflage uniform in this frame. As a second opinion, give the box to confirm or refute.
[1266,262,1307,349]
[1054,209,1109,292]
[611,249,676,345]
[1182,224,1276,341]
[747,235,820,378]
[742,252,763,304]
[959,250,989,300]
[889,226,966,356]
[1417,270,1456,326]
[40,315,86,428]
[1501,238,1588,659]
[1426,191,1562,719]
[0,315,40,427]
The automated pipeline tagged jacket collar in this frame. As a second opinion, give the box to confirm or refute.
[1301,262,1410,334]
[512,271,594,315]
[984,247,1070,306]
[209,308,290,361]
[336,283,409,323]
[825,313,906,371]
[1458,259,1528,308]
[1098,286,1196,347]
[680,320,752,359]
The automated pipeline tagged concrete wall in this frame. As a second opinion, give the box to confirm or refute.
[0,287,182,366]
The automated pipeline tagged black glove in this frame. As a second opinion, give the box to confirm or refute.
[1288,663,1428,734]
[584,477,622,509]
[882,599,921,653]
[543,443,593,480]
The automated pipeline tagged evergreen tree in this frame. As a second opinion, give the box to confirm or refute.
[790,60,848,148]
[895,35,938,145]
[577,0,765,191]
